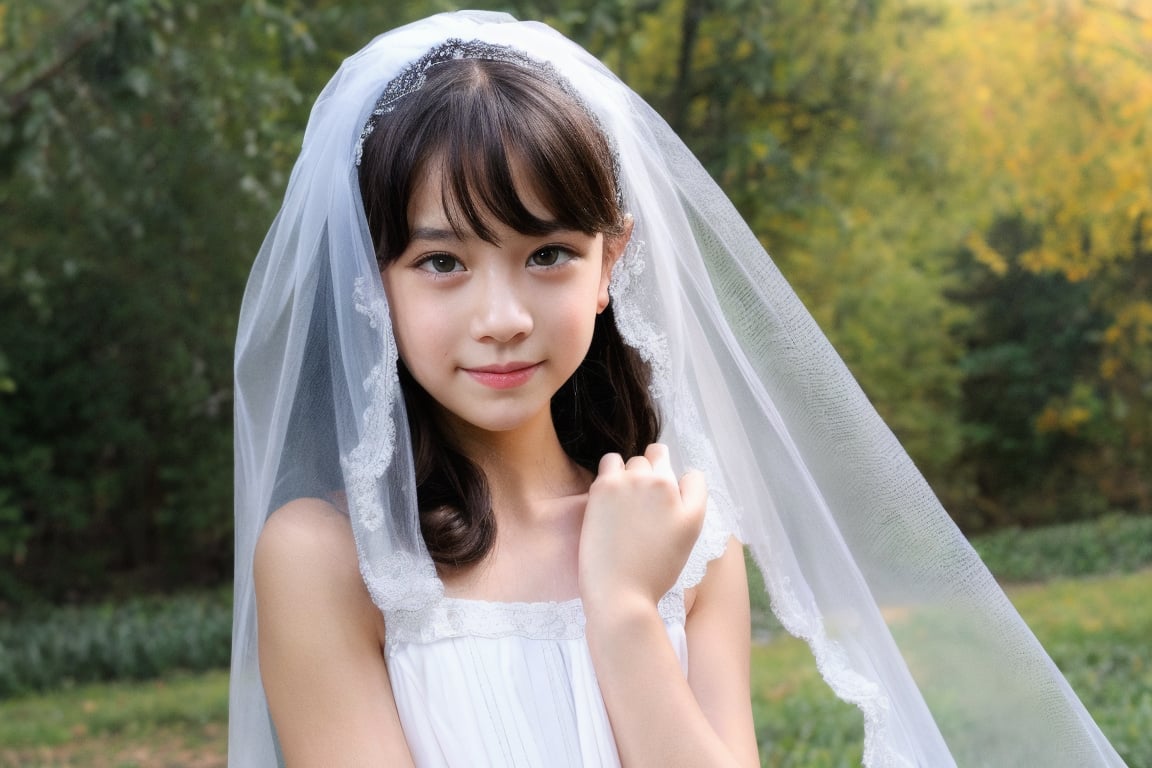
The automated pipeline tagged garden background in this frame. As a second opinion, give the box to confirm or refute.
[1,0,1149,765]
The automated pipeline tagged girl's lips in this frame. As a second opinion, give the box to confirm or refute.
[463,363,541,390]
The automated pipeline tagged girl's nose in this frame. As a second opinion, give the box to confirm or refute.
[470,277,533,343]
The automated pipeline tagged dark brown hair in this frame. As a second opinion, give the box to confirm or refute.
[358,51,659,567]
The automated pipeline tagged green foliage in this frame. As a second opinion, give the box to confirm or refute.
[971,514,1152,583]
[0,0,315,600]
[0,589,231,698]
[950,216,1112,527]
[902,1,1152,517]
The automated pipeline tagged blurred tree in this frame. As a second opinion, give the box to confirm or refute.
[0,0,316,602]
[903,0,1152,519]
[950,217,1110,527]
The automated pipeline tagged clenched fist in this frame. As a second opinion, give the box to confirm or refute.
[578,443,707,613]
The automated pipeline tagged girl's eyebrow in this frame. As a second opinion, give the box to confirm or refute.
[410,226,459,242]
[410,221,575,242]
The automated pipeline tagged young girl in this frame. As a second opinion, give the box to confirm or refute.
[229,11,1126,767]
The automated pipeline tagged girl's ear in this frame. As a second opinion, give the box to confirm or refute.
[598,214,634,313]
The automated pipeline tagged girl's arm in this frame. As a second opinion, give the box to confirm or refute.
[253,498,415,768]
[581,448,759,768]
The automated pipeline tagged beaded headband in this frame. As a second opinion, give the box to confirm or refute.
[354,39,572,167]
[353,38,623,209]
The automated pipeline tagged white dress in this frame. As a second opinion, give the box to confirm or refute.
[384,590,690,768]
[382,504,732,768]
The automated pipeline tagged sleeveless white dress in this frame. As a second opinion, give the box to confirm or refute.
[384,590,691,767]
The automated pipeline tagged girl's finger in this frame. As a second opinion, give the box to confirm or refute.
[625,454,652,472]
[645,443,676,482]
[679,469,707,511]
[598,452,625,475]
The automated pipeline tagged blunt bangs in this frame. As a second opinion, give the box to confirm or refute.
[359,57,624,265]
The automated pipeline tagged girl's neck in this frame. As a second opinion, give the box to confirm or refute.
[435,408,588,603]
[441,408,592,522]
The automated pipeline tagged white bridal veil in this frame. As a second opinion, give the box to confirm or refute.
[229,10,1127,767]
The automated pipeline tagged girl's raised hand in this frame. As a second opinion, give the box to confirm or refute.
[579,444,707,612]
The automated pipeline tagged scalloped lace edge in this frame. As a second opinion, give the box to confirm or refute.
[675,503,731,591]
[764,571,914,768]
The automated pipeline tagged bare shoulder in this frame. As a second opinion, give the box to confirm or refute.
[254,498,409,765]
[257,499,357,580]
[254,498,380,633]
[256,497,355,568]
[684,535,748,618]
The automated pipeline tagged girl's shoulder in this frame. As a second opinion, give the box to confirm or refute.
[684,535,746,620]
[255,497,354,576]
[254,502,411,763]
[254,497,385,643]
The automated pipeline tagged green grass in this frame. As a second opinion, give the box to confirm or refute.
[1006,571,1152,762]
[0,671,228,767]
[751,637,864,767]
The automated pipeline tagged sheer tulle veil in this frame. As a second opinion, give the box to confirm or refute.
[229,10,1127,767]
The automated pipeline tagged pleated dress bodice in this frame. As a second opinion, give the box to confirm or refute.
[384,591,689,768]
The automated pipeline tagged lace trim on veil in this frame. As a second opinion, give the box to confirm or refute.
[764,571,913,768]
[608,238,671,400]
[644,128,921,768]
[610,237,738,593]
[342,276,398,534]
[343,276,442,611]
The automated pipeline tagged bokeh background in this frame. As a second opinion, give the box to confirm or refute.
[1,0,1149,765]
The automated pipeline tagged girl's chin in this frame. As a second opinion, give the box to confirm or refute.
[436,404,556,441]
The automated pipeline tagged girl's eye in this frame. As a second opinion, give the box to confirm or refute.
[417,254,462,274]
[528,246,574,268]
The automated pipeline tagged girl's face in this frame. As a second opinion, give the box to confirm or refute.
[382,164,626,439]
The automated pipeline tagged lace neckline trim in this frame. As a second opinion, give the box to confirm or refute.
[383,589,686,650]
